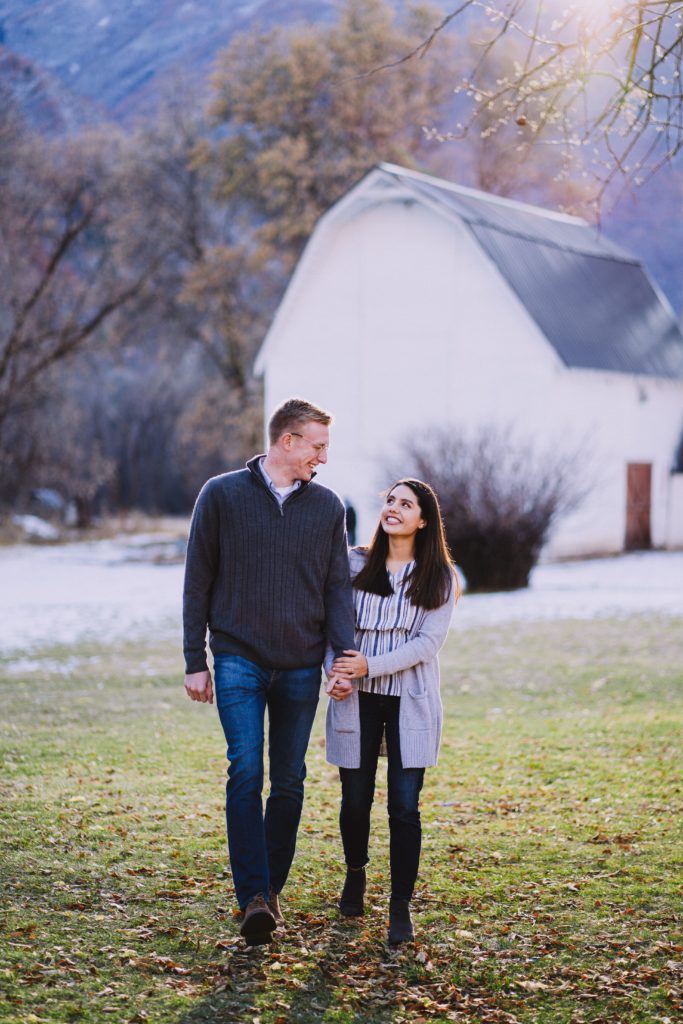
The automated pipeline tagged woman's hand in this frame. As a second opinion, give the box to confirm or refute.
[332,650,369,679]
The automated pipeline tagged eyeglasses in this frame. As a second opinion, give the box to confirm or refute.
[290,431,329,454]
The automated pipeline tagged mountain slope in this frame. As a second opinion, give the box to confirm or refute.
[0,44,101,132]
[0,0,680,312]
[0,0,336,115]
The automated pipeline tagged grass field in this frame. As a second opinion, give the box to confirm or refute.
[1,617,682,1023]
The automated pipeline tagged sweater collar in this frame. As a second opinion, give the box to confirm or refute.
[246,454,316,492]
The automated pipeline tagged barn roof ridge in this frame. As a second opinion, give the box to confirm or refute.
[379,161,588,226]
[375,163,637,265]
[257,163,683,381]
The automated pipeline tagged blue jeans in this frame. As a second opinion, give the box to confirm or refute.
[213,654,321,910]
[339,691,425,901]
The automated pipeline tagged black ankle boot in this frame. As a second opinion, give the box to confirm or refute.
[388,897,414,945]
[339,866,366,916]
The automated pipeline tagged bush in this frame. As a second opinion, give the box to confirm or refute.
[390,426,590,592]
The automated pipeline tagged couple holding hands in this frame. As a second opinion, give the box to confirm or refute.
[183,398,458,947]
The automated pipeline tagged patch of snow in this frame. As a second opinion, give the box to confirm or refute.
[453,551,683,629]
[0,541,681,666]
[0,537,183,657]
[12,514,61,541]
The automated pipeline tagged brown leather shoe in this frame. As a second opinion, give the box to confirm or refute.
[268,888,284,925]
[239,894,276,946]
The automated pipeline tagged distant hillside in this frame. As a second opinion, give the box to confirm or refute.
[0,44,100,132]
[0,0,680,312]
[0,0,336,116]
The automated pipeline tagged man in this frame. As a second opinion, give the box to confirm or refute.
[183,397,354,945]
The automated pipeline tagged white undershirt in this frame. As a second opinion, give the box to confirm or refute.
[259,458,302,505]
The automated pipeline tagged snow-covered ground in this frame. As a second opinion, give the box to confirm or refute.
[0,536,184,657]
[1,537,682,660]
[453,550,683,630]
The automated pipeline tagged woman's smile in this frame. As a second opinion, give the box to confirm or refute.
[380,485,425,536]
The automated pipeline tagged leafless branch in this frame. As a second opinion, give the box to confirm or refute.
[407,2,683,193]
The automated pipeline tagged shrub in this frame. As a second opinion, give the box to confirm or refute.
[389,425,590,592]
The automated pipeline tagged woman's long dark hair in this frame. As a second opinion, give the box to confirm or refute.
[352,478,460,610]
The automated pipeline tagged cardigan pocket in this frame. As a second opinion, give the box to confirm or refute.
[406,666,428,699]
[332,695,357,733]
[406,660,436,700]
[403,703,432,735]
[404,668,432,733]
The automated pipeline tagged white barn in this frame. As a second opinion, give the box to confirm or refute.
[255,163,683,557]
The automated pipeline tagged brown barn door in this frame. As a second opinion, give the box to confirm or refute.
[625,463,652,550]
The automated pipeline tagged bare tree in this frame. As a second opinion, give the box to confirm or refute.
[206,0,456,275]
[124,89,267,429]
[383,2,683,196]
[0,126,162,440]
[0,356,116,526]
[389,425,591,591]
[0,91,266,515]
[446,29,597,213]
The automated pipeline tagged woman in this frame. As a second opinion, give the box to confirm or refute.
[326,479,458,945]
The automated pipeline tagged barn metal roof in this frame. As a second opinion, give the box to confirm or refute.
[377,164,683,379]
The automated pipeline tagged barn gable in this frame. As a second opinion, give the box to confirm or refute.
[378,164,683,379]
[258,163,683,380]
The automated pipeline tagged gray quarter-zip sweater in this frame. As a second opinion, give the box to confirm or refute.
[183,455,355,673]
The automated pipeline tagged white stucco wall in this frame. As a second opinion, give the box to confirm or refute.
[260,197,683,557]
[666,474,683,547]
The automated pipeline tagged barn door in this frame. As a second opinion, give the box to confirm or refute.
[625,463,652,550]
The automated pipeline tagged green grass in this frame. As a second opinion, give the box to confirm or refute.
[1,617,682,1023]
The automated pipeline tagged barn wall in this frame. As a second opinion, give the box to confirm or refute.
[666,474,683,547]
[261,199,683,559]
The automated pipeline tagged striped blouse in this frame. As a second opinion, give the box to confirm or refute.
[355,561,420,696]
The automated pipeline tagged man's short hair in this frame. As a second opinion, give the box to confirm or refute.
[268,398,332,446]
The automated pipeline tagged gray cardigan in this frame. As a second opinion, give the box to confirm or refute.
[325,548,455,769]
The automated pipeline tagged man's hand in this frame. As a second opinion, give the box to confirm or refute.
[184,670,214,704]
[332,650,368,680]
[325,673,353,701]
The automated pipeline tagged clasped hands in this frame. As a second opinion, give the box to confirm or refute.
[185,652,369,705]
[325,649,369,702]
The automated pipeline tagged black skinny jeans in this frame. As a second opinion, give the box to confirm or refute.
[339,691,425,901]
